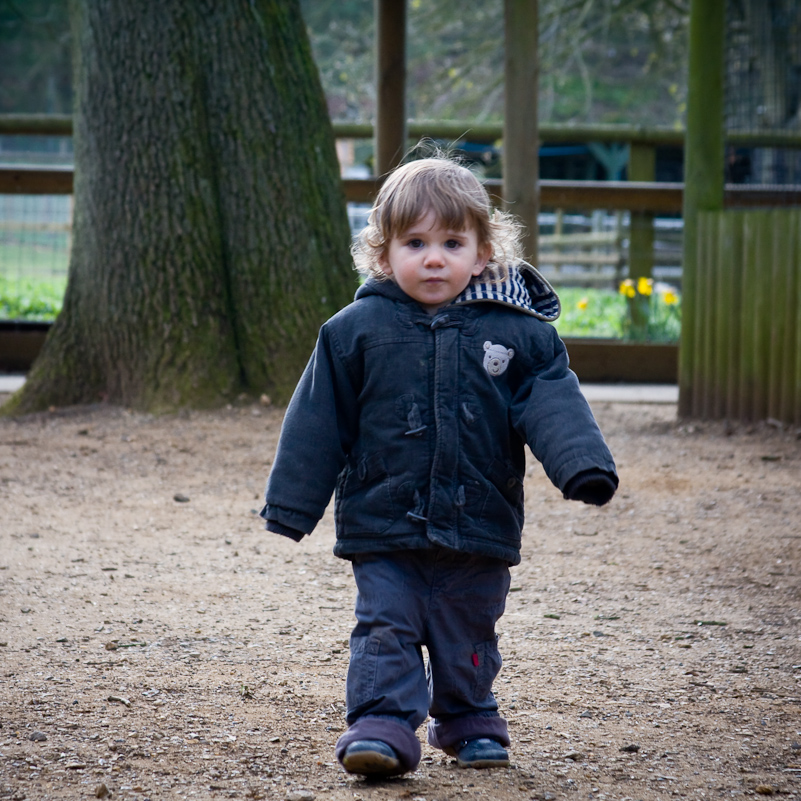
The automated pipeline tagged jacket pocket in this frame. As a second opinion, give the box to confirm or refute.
[335,452,394,535]
[480,458,524,533]
[485,458,524,505]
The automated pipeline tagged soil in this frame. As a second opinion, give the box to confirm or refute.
[1,391,800,801]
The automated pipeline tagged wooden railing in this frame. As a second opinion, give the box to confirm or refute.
[5,113,800,148]
[3,165,797,214]
[3,113,800,210]
[2,113,798,291]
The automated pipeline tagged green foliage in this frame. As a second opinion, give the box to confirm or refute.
[618,278,682,341]
[1,0,690,127]
[0,275,65,321]
[298,0,373,120]
[299,0,689,128]
[553,285,681,342]
[0,0,72,114]
[553,287,628,338]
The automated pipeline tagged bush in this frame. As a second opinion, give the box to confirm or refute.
[0,276,66,321]
[552,284,681,342]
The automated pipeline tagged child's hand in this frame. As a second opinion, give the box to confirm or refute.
[563,469,618,506]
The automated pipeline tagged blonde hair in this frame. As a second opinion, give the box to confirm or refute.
[352,156,524,281]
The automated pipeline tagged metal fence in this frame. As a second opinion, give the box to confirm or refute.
[0,134,73,306]
[0,194,71,281]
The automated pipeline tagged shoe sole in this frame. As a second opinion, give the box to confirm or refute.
[342,749,403,777]
[457,757,510,769]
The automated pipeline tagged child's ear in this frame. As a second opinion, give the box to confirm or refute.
[378,249,393,277]
[472,243,491,276]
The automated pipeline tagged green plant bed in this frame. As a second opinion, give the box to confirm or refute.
[553,284,681,342]
[0,275,682,341]
[0,276,67,321]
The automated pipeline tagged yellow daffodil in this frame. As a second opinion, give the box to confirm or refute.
[663,290,678,305]
[619,279,636,298]
[637,277,654,296]
[577,297,588,311]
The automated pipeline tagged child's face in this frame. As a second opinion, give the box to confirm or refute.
[379,210,490,314]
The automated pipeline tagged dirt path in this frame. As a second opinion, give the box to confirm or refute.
[1,393,800,801]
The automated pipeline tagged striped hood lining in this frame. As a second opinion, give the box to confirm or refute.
[451,261,561,322]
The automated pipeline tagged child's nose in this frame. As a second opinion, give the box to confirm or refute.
[423,246,445,267]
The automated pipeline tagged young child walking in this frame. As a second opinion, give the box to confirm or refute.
[261,156,618,778]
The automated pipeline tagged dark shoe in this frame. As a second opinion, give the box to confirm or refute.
[453,737,509,768]
[341,739,405,777]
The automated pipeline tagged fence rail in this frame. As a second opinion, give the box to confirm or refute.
[4,167,798,213]
[3,114,801,149]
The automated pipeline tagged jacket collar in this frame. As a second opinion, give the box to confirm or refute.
[354,261,560,322]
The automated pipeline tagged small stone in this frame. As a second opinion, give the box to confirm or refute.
[755,786,775,796]
[260,394,272,406]
[579,710,593,718]
[30,731,47,742]
[287,792,315,801]
[107,695,131,707]
[620,744,640,753]
[173,493,190,503]
[95,783,111,798]
[563,750,583,761]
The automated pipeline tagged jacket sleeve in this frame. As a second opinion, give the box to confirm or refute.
[510,324,618,498]
[260,323,359,538]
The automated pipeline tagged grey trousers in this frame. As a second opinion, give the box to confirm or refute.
[335,548,511,772]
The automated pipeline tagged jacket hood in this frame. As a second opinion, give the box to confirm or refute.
[354,261,561,322]
[451,261,560,321]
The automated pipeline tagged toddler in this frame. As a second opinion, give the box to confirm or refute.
[261,156,618,777]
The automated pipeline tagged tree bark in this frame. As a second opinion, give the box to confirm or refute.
[7,0,354,413]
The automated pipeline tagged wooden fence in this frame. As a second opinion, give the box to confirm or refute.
[685,209,801,423]
[4,117,801,384]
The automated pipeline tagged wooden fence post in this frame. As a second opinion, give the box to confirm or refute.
[375,0,407,176]
[503,0,539,263]
[628,143,656,335]
[679,0,726,416]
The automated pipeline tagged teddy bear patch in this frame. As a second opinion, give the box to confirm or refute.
[483,341,514,376]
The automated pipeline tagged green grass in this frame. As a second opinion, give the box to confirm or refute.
[0,275,67,321]
[553,286,681,342]
[553,287,627,338]
[0,272,681,342]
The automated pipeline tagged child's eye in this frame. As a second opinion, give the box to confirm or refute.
[445,239,462,249]
[406,238,424,249]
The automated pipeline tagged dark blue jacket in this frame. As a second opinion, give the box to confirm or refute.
[261,264,617,565]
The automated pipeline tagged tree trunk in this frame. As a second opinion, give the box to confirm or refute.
[6,0,355,413]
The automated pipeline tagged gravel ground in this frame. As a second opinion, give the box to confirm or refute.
[1,393,800,801]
